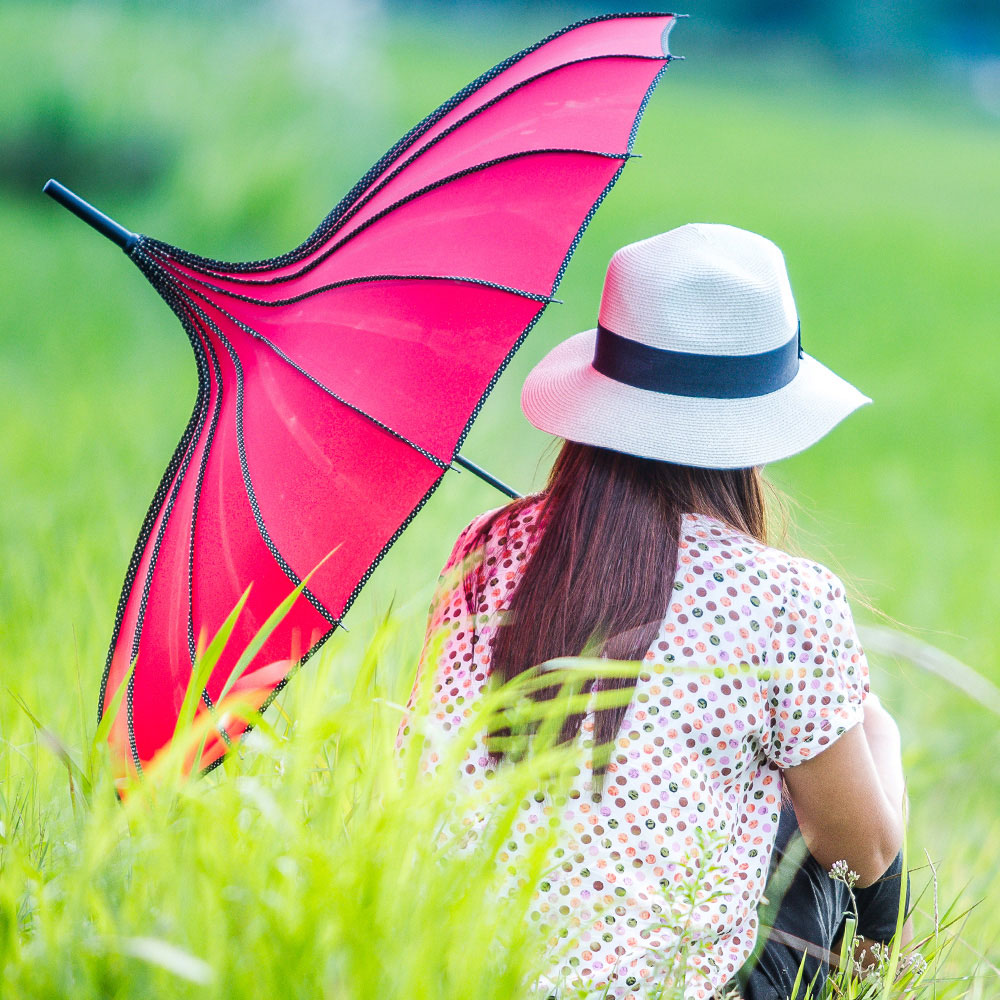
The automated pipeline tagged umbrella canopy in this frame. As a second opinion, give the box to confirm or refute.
[49,12,679,775]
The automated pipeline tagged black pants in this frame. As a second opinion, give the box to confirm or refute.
[734,807,909,1000]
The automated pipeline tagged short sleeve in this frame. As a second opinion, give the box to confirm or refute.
[762,561,870,769]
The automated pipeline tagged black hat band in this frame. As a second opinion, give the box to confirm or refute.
[591,322,803,399]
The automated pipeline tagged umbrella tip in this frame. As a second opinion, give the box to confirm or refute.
[41,178,139,253]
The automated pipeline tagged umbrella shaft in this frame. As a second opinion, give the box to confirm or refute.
[454,454,521,499]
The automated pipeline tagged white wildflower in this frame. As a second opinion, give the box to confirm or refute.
[828,859,859,888]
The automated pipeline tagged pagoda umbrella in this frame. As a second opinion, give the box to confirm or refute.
[45,12,680,777]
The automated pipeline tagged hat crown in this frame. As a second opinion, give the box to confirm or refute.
[597,224,799,357]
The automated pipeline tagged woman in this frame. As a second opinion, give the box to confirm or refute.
[399,224,908,999]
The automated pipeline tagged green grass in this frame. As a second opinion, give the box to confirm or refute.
[0,607,971,999]
[0,611,580,999]
[2,3,999,995]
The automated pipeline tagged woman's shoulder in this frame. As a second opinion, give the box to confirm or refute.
[680,512,850,605]
[444,494,548,570]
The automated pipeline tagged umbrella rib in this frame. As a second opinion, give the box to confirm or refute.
[136,263,230,677]
[96,327,210,726]
[174,300,238,741]
[131,249,344,672]
[326,54,669,247]
[199,689,233,748]
[183,283,452,470]
[455,58,670,453]
[178,313,234,746]
[149,12,674,276]
[147,146,636,288]
[153,260,554,310]
[110,252,218,771]
[178,294,345,628]
[173,299,227,670]
[190,53,672,279]
[125,416,206,771]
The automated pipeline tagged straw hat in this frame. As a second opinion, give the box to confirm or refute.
[521,224,870,469]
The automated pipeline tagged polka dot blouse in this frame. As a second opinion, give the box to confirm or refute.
[398,497,869,999]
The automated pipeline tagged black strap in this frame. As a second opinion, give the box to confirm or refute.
[592,322,802,399]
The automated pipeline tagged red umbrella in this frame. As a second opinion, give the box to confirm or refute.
[45,12,680,776]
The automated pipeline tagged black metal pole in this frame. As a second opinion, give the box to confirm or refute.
[453,453,521,499]
[43,179,138,253]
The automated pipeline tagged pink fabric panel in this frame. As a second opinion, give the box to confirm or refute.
[125,319,223,764]
[166,152,619,310]
[157,141,629,304]
[333,57,662,238]
[189,15,673,284]
[228,279,542,460]
[232,309,444,617]
[181,316,332,709]
[422,15,673,132]
[308,153,620,292]
[337,14,674,208]
[103,428,195,768]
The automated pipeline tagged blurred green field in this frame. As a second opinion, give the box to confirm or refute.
[1,3,999,994]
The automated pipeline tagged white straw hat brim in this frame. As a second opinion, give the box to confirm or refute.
[521,328,871,469]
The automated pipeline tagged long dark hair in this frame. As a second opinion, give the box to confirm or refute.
[472,441,767,768]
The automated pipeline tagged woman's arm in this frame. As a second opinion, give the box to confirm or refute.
[781,697,905,888]
[859,692,907,816]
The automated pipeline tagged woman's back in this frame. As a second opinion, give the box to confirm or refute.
[399,224,905,1000]
[399,496,869,998]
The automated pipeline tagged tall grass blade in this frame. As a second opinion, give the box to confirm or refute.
[7,690,92,806]
[92,655,137,760]
[119,936,215,985]
[859,626,1000,717]
[214,549,337,709]
[174,585,251,742]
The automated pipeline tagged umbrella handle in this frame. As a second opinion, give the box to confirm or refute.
[43,179,138,253]
[453,453,521,499]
